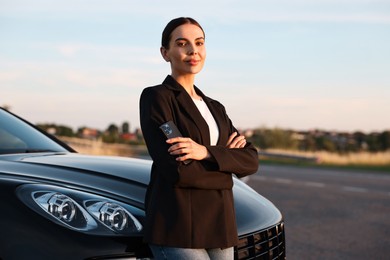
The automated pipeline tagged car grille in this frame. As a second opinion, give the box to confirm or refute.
[235,222,286,260]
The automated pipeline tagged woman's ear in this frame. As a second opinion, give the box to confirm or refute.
[160,47,170,62]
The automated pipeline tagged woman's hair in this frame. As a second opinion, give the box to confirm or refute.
[161,17,205,49]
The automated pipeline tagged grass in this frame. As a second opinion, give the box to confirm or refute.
[259,151,390,173]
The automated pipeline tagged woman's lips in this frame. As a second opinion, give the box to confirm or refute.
[186,59,200,66]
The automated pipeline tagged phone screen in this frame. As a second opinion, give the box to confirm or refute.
[159,121,192,165]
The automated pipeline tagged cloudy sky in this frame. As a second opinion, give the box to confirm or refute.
[1,0,389,133]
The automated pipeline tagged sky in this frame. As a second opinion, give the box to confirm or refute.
[1,0,389,133]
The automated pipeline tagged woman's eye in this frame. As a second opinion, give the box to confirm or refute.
[196,41,204,46]
[176,42,186,47]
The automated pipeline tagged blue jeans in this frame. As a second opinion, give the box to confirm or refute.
[149,245,234,260]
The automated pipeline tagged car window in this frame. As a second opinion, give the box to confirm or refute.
[0,129,27,149]
[0,109,69,154]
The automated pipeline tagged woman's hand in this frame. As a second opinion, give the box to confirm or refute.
[166,137,210,162]
[226,132,246,148]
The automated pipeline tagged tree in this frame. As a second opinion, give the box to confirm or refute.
[249,127,298,150]
[378,131,390,151]
[122,122,130,134]
[300,135,317,151]
[353,131,367,151]
[2,104,11,111]
[36,124,74,137]
[366,133,381,152]
[103,124,120,143]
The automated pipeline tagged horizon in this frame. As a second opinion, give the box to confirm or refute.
[29,111,389,135]
[1,0,389,133]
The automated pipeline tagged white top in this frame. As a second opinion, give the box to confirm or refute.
[192,98,219,145]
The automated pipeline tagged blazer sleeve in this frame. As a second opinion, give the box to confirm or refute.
[206,141,259,178]
[139,87,180,182]
[205,103,259,178]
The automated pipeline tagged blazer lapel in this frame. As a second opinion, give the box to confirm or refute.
[197,88,228,146]
[162,76,211,145]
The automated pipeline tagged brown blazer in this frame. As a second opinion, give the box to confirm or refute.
[139,75,259,248]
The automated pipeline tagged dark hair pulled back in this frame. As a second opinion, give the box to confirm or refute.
[161,17,205,49]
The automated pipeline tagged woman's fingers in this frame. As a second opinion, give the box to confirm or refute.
[237,138,247,148]
[167,137,208,161]
[166,137,190,144]
[226,132,238,147]
[227,132,246,148]
[231,135,245,147]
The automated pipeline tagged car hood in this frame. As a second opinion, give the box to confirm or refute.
[19,152,152,185]
[0,152,150,208]
[2,152,282,235]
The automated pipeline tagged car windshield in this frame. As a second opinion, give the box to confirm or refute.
[0,108,69,154]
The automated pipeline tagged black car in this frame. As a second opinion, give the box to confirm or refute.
[0,107,285,260]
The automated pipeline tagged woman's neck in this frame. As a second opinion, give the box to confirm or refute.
[171,73,198,97]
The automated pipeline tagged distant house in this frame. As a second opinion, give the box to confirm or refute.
[242,129,254,138]
[47,127,57,135]
[120,133,137,142]
[80,128,100,140]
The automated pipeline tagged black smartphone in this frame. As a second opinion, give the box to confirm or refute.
[160,121,183,139]
[159,121,192,164]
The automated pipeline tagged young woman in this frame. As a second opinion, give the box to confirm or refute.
[139,17,259,260]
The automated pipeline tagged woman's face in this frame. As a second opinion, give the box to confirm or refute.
[161,23,206,77]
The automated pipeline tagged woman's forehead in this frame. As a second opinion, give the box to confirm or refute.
[171,24,205,40]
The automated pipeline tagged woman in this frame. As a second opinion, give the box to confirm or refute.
[139,17,259,260]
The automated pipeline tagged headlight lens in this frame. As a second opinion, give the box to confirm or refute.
[99,203,127,231]
[47,193,76,222]
[86,201,142,233]
[32,191,95,230]
[17,184,143,236]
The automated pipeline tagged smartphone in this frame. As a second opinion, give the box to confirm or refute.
[160,121,183,139]
[159,121,192,164]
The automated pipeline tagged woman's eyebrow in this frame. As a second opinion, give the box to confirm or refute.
[174,37,205,42]
[174,37,188,42]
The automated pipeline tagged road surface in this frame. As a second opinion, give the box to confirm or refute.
[246,164,390,260]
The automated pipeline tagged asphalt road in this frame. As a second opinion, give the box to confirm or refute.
[245,164,390,260]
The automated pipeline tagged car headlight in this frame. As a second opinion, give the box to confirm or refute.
[86,200,142,233]
[17,184,143,236]
[46,193,76,222]
[32,191,97,231]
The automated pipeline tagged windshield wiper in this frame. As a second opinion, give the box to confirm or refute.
[24,149,57,153]
[0,149,57,155]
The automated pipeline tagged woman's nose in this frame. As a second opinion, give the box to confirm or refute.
[187,44,198,55]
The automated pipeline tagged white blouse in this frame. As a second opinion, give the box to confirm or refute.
[192,98,219,145]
